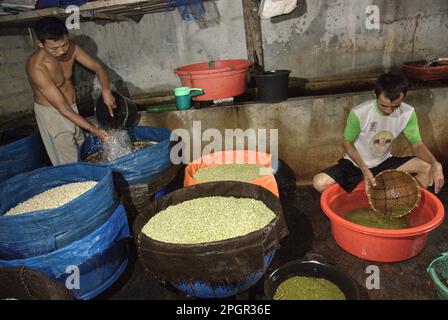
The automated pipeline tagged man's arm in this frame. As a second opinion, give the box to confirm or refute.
[342,111,376,187]
[411,142,444,193]
[403,111,444,193]
[27,65,108,140]
[73,44,116,116]
[342,140,376,187]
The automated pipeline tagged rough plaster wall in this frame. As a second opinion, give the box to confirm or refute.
[0,1,246,118]
[70,0,247,112]
[262,0,448,79]
[139,87,448,185]
[0,35,35,121]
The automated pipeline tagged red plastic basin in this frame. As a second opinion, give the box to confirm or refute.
[321,183,445,262]
[401,60,448,81]
[174,59,252,101]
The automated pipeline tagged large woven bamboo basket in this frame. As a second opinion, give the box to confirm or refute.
[367,169,421,217]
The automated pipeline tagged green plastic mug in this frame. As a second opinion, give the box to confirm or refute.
[174,87,204,110]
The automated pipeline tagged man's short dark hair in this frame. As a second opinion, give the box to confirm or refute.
[34,17,68,43]
[374,73,410,101]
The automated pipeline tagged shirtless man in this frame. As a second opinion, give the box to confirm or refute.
[26,17,114,165]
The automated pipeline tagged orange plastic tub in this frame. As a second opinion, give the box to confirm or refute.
[174,59,252,101]
[321,183,444,262]
[184,150,279,198]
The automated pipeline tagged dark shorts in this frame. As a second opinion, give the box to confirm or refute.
[323,156,415,193]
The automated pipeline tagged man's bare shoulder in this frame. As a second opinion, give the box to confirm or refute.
[70,41,81,59]
[71,40,80,51]
[26,50,46,74]
[26,51,51,84]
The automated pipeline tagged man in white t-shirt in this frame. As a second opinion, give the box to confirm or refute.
[313,73,445,194]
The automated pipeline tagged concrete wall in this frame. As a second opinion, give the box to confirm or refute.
[0,35,35,122]
[262,0,448,79]
[0,0,247,119]
[70,0,247,113]
[139,87,448,185]
[1,0,448,122]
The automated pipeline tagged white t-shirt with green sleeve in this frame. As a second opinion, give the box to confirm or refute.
[343,99,421,168]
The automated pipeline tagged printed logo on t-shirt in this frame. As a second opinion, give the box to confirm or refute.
[369,121,378,133]
[369,131,393,157]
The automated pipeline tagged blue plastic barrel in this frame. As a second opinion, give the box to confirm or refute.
[0,163,119,259]
[80,126,179,220]
[0,204,130,300]
[0,129,49,183]
[171,249,276,298]
[79,125,173,187]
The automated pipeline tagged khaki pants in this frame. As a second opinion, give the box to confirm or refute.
[34,102,85,165]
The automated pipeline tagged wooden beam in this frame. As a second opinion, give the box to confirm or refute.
[109,5,172,16]
[80,11,130,21]
[0,7,64,23]
[0,0,164,24]
[242,0,264,69]
[0,27,28,35]
[96,13,130,21]
[0,0,208,27]
[79,0,165,11]
[124,8,174,16]
[95,2,168,13]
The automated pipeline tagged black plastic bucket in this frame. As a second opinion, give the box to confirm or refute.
[264,259,360,300]
[255,70,291,102]
[95,91,138,130]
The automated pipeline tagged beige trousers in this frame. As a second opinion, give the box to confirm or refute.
[34,102,85,165]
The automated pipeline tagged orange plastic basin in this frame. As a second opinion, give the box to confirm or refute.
[184,150,279,198]
[321,183,445,262]
[174,59,252,101]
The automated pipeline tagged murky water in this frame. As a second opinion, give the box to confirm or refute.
[343,208,410,230]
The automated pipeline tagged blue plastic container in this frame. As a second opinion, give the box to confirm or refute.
[0,204,130,300]
[35,0,60,9]
[59,0,87,8]
[79,126,173,187]
[171,249,276,298]
[0,129,49,183]
[0,163,118,259]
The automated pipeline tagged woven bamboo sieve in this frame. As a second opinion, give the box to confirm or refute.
[367,169,421,217]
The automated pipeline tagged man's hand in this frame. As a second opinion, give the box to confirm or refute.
[95,128,109,141]
[429,162,445,194]
[102,90,116,117]
[362,167,376,194]
[73,45,116,117]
